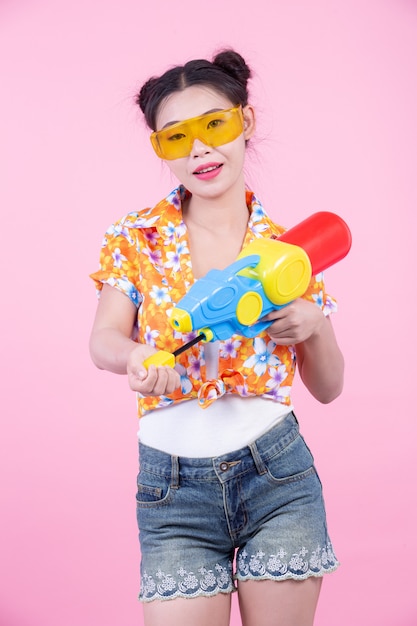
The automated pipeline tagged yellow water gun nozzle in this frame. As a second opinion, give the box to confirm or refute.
[170,308,193,333]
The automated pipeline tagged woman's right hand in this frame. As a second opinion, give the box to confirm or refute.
[90,284,181,397]
[127,344,181,396]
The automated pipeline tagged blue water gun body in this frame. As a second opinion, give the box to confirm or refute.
[170,247,309,341]
[143,212,352,369]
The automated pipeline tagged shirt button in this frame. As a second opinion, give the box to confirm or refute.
[219,462,229,472]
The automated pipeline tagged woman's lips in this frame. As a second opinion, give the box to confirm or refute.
[192,163,223,180]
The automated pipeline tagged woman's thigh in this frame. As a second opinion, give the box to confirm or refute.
[143,593,232,626]
[238,577,323,626]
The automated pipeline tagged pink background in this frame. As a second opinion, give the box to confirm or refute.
[1,0,416,624]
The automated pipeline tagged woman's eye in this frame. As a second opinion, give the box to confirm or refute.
[207,119,224,129]
[167,132,186,142]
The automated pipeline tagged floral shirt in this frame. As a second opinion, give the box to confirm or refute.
[91,185,337,417]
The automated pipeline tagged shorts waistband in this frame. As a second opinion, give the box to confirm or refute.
[138,411,300,485]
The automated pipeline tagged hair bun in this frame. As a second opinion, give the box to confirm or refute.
[212,49,251,86]
[136,77,158,114]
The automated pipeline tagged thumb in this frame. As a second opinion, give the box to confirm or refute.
[135,366,148,381]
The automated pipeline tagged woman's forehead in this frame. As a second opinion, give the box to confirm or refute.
[155,85,234,130]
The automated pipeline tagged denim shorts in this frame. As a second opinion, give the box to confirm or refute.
[136,412,339,602]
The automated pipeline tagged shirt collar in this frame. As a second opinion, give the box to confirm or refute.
[148,185,274,236]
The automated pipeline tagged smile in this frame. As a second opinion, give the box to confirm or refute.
[193,163,223,178]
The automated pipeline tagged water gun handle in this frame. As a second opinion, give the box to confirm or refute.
[143,351,176,369]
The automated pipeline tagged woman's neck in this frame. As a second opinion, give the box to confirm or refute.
[181,181,251,277]
[183,182,249,234]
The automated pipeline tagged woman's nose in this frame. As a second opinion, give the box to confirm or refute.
[190,138,212,157]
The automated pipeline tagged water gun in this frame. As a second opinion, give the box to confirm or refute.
[144,212,352,369]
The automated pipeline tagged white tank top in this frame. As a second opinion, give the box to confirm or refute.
[138,342,293,457]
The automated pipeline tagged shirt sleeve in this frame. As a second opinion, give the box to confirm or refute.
[302,271,337,317]
[90,216,142,308]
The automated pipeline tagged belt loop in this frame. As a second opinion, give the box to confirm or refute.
[171,455,180,489]
[249,442,267,475]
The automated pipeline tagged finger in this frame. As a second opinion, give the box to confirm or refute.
[270,335,298,346]
[261,309,287,322]
[151,367,172,396]
[165,370,181,395]
[129,365,157,393]
[268,319,294,337]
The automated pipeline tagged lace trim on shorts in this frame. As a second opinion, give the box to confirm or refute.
[140,563,235,602]
[139,542,339,601]
[236,542,339,581]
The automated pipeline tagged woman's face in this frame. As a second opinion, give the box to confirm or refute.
[154,85,255,200]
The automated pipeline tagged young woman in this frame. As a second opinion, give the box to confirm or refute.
[89,49,344,626]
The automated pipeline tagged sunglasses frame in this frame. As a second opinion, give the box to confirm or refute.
[150,105,244,160]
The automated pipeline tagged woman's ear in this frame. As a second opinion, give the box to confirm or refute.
[242,105,256,140]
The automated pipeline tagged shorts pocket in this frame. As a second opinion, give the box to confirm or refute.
[136,470,174,508]
[264,434,316,485]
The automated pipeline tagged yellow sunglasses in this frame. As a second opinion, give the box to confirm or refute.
[150,106,244,160]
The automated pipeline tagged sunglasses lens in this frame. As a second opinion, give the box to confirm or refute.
[150,125,191,159]
[150,107,244,160]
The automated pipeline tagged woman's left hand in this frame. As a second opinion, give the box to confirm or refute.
[262,298,326,346]
[264,298,344,403]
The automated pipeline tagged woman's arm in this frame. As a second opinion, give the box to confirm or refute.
[264,299,344,403]
[89,284,181,396]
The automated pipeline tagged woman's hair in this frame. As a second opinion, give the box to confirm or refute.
[136,49,252,130]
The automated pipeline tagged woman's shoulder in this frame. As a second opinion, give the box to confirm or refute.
[107,186,185,234]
